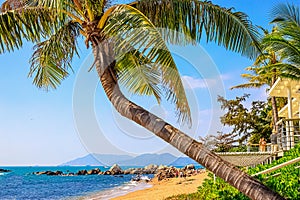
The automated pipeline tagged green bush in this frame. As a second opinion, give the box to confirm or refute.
[249,144,300,199]
[166,144,300,200]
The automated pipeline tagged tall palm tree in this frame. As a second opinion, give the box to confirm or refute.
[232,28,282,130]
[0,0,283,199]
[262,3,300,79]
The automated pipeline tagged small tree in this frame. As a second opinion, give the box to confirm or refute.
[218,94,272,144]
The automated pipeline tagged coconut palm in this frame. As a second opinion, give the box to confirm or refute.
[0,0,283,199]
[232,27,282,129]
[262,3,300,79]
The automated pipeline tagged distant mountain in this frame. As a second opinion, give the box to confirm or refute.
[92,154,133,166]
[170,157,201,166]
[61,154,105,166]
[117,153,177,166]
[61,153,200,166]
[60,154,133,166]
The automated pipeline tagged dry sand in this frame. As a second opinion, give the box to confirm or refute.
[111,172,208,200]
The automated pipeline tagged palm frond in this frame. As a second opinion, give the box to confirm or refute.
[270,63,300,80]
[271,3,300,25]
[116,50,162,103]
[268,3,300,73]
[0,6,62,53]
[253,53,273,65]
[263,33,300,64]
[133,0,261,58]
[231,82,265,90]
[28,21,80,89]
[102,4,191,124]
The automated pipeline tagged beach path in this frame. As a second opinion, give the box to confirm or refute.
[111,172,208,200]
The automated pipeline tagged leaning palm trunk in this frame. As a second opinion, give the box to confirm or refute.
[93,42,284,200]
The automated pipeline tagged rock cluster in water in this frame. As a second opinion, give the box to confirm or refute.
[33,164,158,176]
[0,168,11,173]
[32,164,205,179]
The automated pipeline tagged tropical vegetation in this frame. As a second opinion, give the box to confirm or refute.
[166,143,300,200]
[231,28,283,129]
[200,94,273,152]
[218,94,272,145]
[232,3,300,132]
[0,0,284,199]
[262,3,300,80]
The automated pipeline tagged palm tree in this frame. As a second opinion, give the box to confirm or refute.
[232,28,282,130]
[262,3,300,79]
[0,0,283,199]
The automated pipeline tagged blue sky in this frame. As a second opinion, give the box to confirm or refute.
[0,0,299,166]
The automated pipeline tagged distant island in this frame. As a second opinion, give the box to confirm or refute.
[61,153,201,167]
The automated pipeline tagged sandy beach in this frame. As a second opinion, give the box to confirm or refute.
[111,172,208,200]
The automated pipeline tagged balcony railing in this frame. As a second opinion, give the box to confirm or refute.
[276,118,300,151]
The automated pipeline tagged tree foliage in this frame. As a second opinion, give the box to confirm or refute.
[0,0,262,125]
[262,3,300,80]
[218,94,272,144]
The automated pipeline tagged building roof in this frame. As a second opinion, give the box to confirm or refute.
[269,78,300,98]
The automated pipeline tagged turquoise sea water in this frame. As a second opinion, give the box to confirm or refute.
[0,166,152,200]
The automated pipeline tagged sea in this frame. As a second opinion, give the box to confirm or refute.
[0,166,154,200]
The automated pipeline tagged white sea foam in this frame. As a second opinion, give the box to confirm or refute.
[82,181,152,200]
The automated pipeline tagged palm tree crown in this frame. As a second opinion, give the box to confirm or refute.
[0,0,260,125]
[262,3,300,79]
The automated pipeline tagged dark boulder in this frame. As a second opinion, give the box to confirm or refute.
[87,168,101,175]
[0,169,11,173]
[76,170,88,175]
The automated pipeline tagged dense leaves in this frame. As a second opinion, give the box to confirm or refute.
[218,94,272,144]
[0,0,262,125]
[134,0,261,59]
[263,3,300,80]
[103,4,191,123]
[28,21,81,89]
[0,7,61,53]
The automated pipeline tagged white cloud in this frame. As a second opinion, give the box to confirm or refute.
[181,76,217,89]
[220,73,232,81]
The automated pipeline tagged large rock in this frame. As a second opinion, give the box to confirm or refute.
[158,165,168,170]
[34,170,63,176]
[184,164,195,170]
[130,168,143,174]
[104,170,112,175]
[144,164,158,170]
[0,168,11,173]
[87,168,101,175]
[144,164,158,174]
[76,170,88,175]
[109,164,122,175]
[123,168,133,175]
[156,168,176,181]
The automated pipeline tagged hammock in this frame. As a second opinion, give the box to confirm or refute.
[216,152,277,167]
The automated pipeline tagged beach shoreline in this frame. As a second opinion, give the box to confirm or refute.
[111,172,208,200]
[84,171,208,200]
